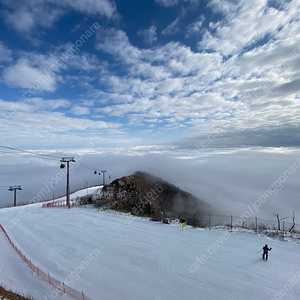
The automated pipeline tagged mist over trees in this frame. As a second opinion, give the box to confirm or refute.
[92,171,213,218]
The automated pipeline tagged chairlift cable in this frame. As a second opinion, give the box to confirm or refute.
[0,145,62,159]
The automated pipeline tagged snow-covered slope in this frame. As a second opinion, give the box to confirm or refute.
[0,203,299,300]
[51,185,103,203]
[0,227,73,300]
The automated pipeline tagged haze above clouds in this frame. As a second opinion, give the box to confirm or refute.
[0,0,299,220]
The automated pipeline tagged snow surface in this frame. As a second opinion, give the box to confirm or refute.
[0,189,300,300]
[0,217,72,300]
[52,186,103,204]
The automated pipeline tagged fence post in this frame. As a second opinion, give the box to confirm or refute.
[209,214,211,229]
[255,217,257,232]
[230,215,233,231]
[37,266,39,276]
[48,273,50,283]
[82,291,85,300]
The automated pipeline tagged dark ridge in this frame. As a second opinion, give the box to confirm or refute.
[96,171,213,219]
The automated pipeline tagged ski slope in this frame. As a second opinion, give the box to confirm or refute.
[0,201,300,300]
[51,185,103,204]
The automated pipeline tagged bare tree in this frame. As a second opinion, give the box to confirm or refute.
[288,211,296,232]
[273,213,288,230]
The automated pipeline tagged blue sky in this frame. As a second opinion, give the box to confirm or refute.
[0,0,300,150]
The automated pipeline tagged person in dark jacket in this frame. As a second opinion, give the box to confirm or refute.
[262,244,272,260]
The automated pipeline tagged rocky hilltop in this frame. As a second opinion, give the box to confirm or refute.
[97,171,212,219]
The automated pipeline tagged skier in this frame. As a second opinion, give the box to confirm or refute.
[262,244,272,261]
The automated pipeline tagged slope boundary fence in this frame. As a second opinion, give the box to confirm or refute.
[173,213,300,232]
[0,224,92,300]
[42,201,77,208]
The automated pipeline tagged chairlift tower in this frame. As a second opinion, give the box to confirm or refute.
[60,157,75,209]
[8,185,22,206]
[101,170,107,186]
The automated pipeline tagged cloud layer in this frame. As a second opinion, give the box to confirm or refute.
[0,0,299,150]
[1,148,299,222]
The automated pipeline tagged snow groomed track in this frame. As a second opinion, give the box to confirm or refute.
[0,198,300,300]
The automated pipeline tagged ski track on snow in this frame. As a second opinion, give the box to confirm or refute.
[0,200,299,300]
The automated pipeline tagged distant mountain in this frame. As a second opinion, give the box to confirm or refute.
[97,171,212,219]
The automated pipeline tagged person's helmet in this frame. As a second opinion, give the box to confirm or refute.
[265,244,268,246]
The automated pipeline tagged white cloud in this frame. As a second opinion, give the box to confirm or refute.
[155,0,198,7]
[54,0,117,18]
[186,15,204,37]
[162,18,180,36]
[0,96,123,148]
[69,106,91,115]
[96,28,142,66]
[2,0,298,150]
[154,0,179,7]
[2,2,63,33]
[92,15,300,147]
[29,98,71,110]
[95,30,227,125]
[2,58,57,91]
[0,42,12,62]
[138,24,157,45]
[0,98,70,113]
[198,0,299,56]
[1,45,102,92]
[1,0,117,34]
[67,53,101,71]
[157,78,183,93]
[81,99,95,106]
